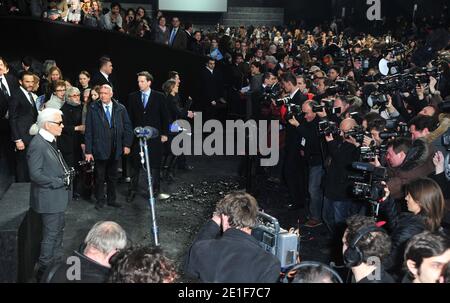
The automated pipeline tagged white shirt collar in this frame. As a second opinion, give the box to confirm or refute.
[206,67,214,74]
[39,128,56,143]
[0,75,11,95]
[290,88,300,99]
[100,71,109,81]
[141,88,151,95]
[19,86,33,103]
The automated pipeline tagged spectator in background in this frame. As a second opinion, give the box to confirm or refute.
[122,8,135,34]
[45,80,66,109]
[209,39,223,61]
[42,221,127,283]
[109,246,178,283]
[185,192,281,283]
[67,0,81,24]
[77,70,91,98]
[40,66,64,101]
[82,0,101,28]
[168,17,187,49]
[59,86,84,199]
[403,231,450,283]
[152,15,169,45]
[191,31,206,56]
[101,2,124,33]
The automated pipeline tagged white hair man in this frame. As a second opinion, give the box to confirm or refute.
[42,221,127,283]
[27,108,71,281]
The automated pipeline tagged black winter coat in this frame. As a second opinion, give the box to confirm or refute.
[184,220,281,283]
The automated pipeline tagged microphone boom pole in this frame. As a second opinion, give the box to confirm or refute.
[136,127,160,246]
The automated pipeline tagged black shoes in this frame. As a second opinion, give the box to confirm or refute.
[287,203,302,211]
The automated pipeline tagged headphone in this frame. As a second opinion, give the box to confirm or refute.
[343,225,384,268]
[284,261,344,283]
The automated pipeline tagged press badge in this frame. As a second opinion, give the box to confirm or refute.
[301,137,306,147]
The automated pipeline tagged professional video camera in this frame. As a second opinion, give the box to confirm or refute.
[414,66,443,84]
[349,162,388,202]
[312,98,342,116]
[326,78,350,95]
[318,120,340,136]
[344,126,367,144]
[261,82,282,106]
[274,96,303,121]
[379,121,409,140]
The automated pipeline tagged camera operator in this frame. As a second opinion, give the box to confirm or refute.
[384,137,435,200]
[288,100,325,227]
[282,72,308,210]
[322,118,362,234]
[342,215,394,283]
[184,192,281,283]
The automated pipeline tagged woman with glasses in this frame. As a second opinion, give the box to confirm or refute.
[59,86,84,200]
[45,80,67,110]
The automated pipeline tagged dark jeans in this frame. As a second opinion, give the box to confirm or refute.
[306,165,324,221]
[39,212,65,268]
[94,158,118,205]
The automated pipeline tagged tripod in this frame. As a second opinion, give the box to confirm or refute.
[138,135,160,246]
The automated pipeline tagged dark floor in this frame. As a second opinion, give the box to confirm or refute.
[62,154,334,276]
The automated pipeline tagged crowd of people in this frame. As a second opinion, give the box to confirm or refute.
[1,1,450,284]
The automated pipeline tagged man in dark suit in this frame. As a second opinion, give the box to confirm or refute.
[168,17,187,50]
[199,58,226,121]
[280,72,308,211]
[9,70,38,182]
[90,56,118,97]
[185,192,281,283]
[27,108,71,281]
[184,22,195,51]
[84,85,133,210]
[126,71,170,202]
[0,57,19,174]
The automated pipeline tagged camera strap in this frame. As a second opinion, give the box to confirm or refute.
[45,139,71,176]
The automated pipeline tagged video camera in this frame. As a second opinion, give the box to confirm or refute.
[326,78,351,95]
[349,162,387,202]
[344,126,367,144]
[318,119,340,136]
[379,122,409,140]
[312,98,342,116]
[261,82,282,106]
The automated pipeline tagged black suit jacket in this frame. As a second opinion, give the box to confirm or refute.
[185,220,281,283]
[90,71,118,96]
[170,27,188,49]
[126,89,169,167]
[200,67,224,106]
[0,74,18,134]
[9,87,38,145]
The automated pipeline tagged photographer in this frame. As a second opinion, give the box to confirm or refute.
[184,192,281,283]
[288,100,325,227]
[322,118,362,234]
[384,137,435,200]
[282,72,308,211]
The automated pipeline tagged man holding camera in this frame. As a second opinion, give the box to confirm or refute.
[322,118,362,234]
[281,72,308,211]
[27,108,71,281]
[288,100,325,227]
[184,192,280,283]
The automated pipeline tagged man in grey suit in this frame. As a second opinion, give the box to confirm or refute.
[27,107,71,281]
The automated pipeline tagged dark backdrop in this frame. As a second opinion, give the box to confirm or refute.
[0,16,206,103]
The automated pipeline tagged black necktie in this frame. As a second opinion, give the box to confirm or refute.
[28,92,37,110]
[50,140,57,150]
[0,77,9,97]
